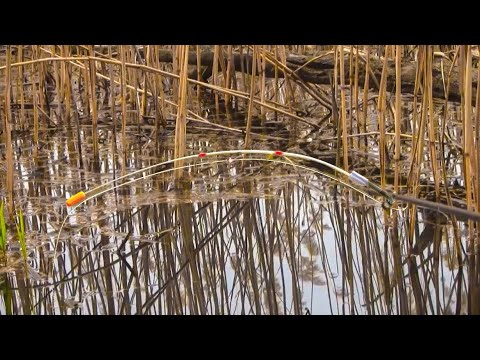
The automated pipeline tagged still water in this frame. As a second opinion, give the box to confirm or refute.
[0,123,471,315]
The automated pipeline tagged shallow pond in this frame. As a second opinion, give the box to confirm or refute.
[0,123,471,315]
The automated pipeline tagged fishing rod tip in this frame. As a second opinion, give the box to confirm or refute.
[66,191,86,207]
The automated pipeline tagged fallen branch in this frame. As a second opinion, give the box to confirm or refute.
[153,49,477,105]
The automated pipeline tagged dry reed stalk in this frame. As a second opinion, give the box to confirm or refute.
[278,46,295,113]
[394,45,402,194]
[213,45,220,122]
[260,46,267,123]
[32,47,39,145]
[62,45,71,125]
[408,53,428,195]
[218,45,227,81]
[225,45,233,122]
[0,55,93,70]
[392,45,408,313]
[141,45,150,120]
[462,45,477,314]
[354,46,359,150]
[438,48,463,312]
[348,46,354,149]
[196,45,201,114]
[147,48,161,141]
[172,45,178,101]
[334,46,338,101]
[79,47,90,119]
[407,46,425,187]
[130,46,140,130]
[127,48,136,110]
[107,46,117,179]
[476,46,480,211]
[89,45,99,159]
[154,45,167,129]
[378,46,394,313]
[425,50,443,311]
[475,44,480,315]
[36,46,45,119]
[51,46,61,120]
[339,46,348,170]
[120,45,127,164]
[4,45,14,217]
[362,46,370,153]
[341,48,356,311]
[244,46,258,150]
[17,46,26,129]
[404,47,425,256]
[405,48,432,314]
[377,45,389,189]
[174,45,189,181]
[239,45,247,109]
[426,46,440,199]
[273,46,279,122]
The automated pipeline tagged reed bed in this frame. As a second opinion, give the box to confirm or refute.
[0,45,479,314]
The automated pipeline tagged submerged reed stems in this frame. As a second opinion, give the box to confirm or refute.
[15,209,27,262]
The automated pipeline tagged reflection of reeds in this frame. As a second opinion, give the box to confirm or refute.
[16,210,26,262]
[0,202,6,255]
[0,172,473,314]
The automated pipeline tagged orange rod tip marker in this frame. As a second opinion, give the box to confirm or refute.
[66,191,86,207]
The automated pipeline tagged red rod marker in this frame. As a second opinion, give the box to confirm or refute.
[274,151,284,156]
[198,152,207,158]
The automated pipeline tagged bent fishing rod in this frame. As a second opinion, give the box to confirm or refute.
[64,149,480,222]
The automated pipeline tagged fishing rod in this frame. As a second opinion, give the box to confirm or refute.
[392,193,480,222]
[63,148,480,227]
[64,150,395,209]
[48,153,389,283]
[54,149,480,276]
[51,150,395,277]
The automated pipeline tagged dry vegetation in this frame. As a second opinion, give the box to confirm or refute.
[0,45,479,314]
